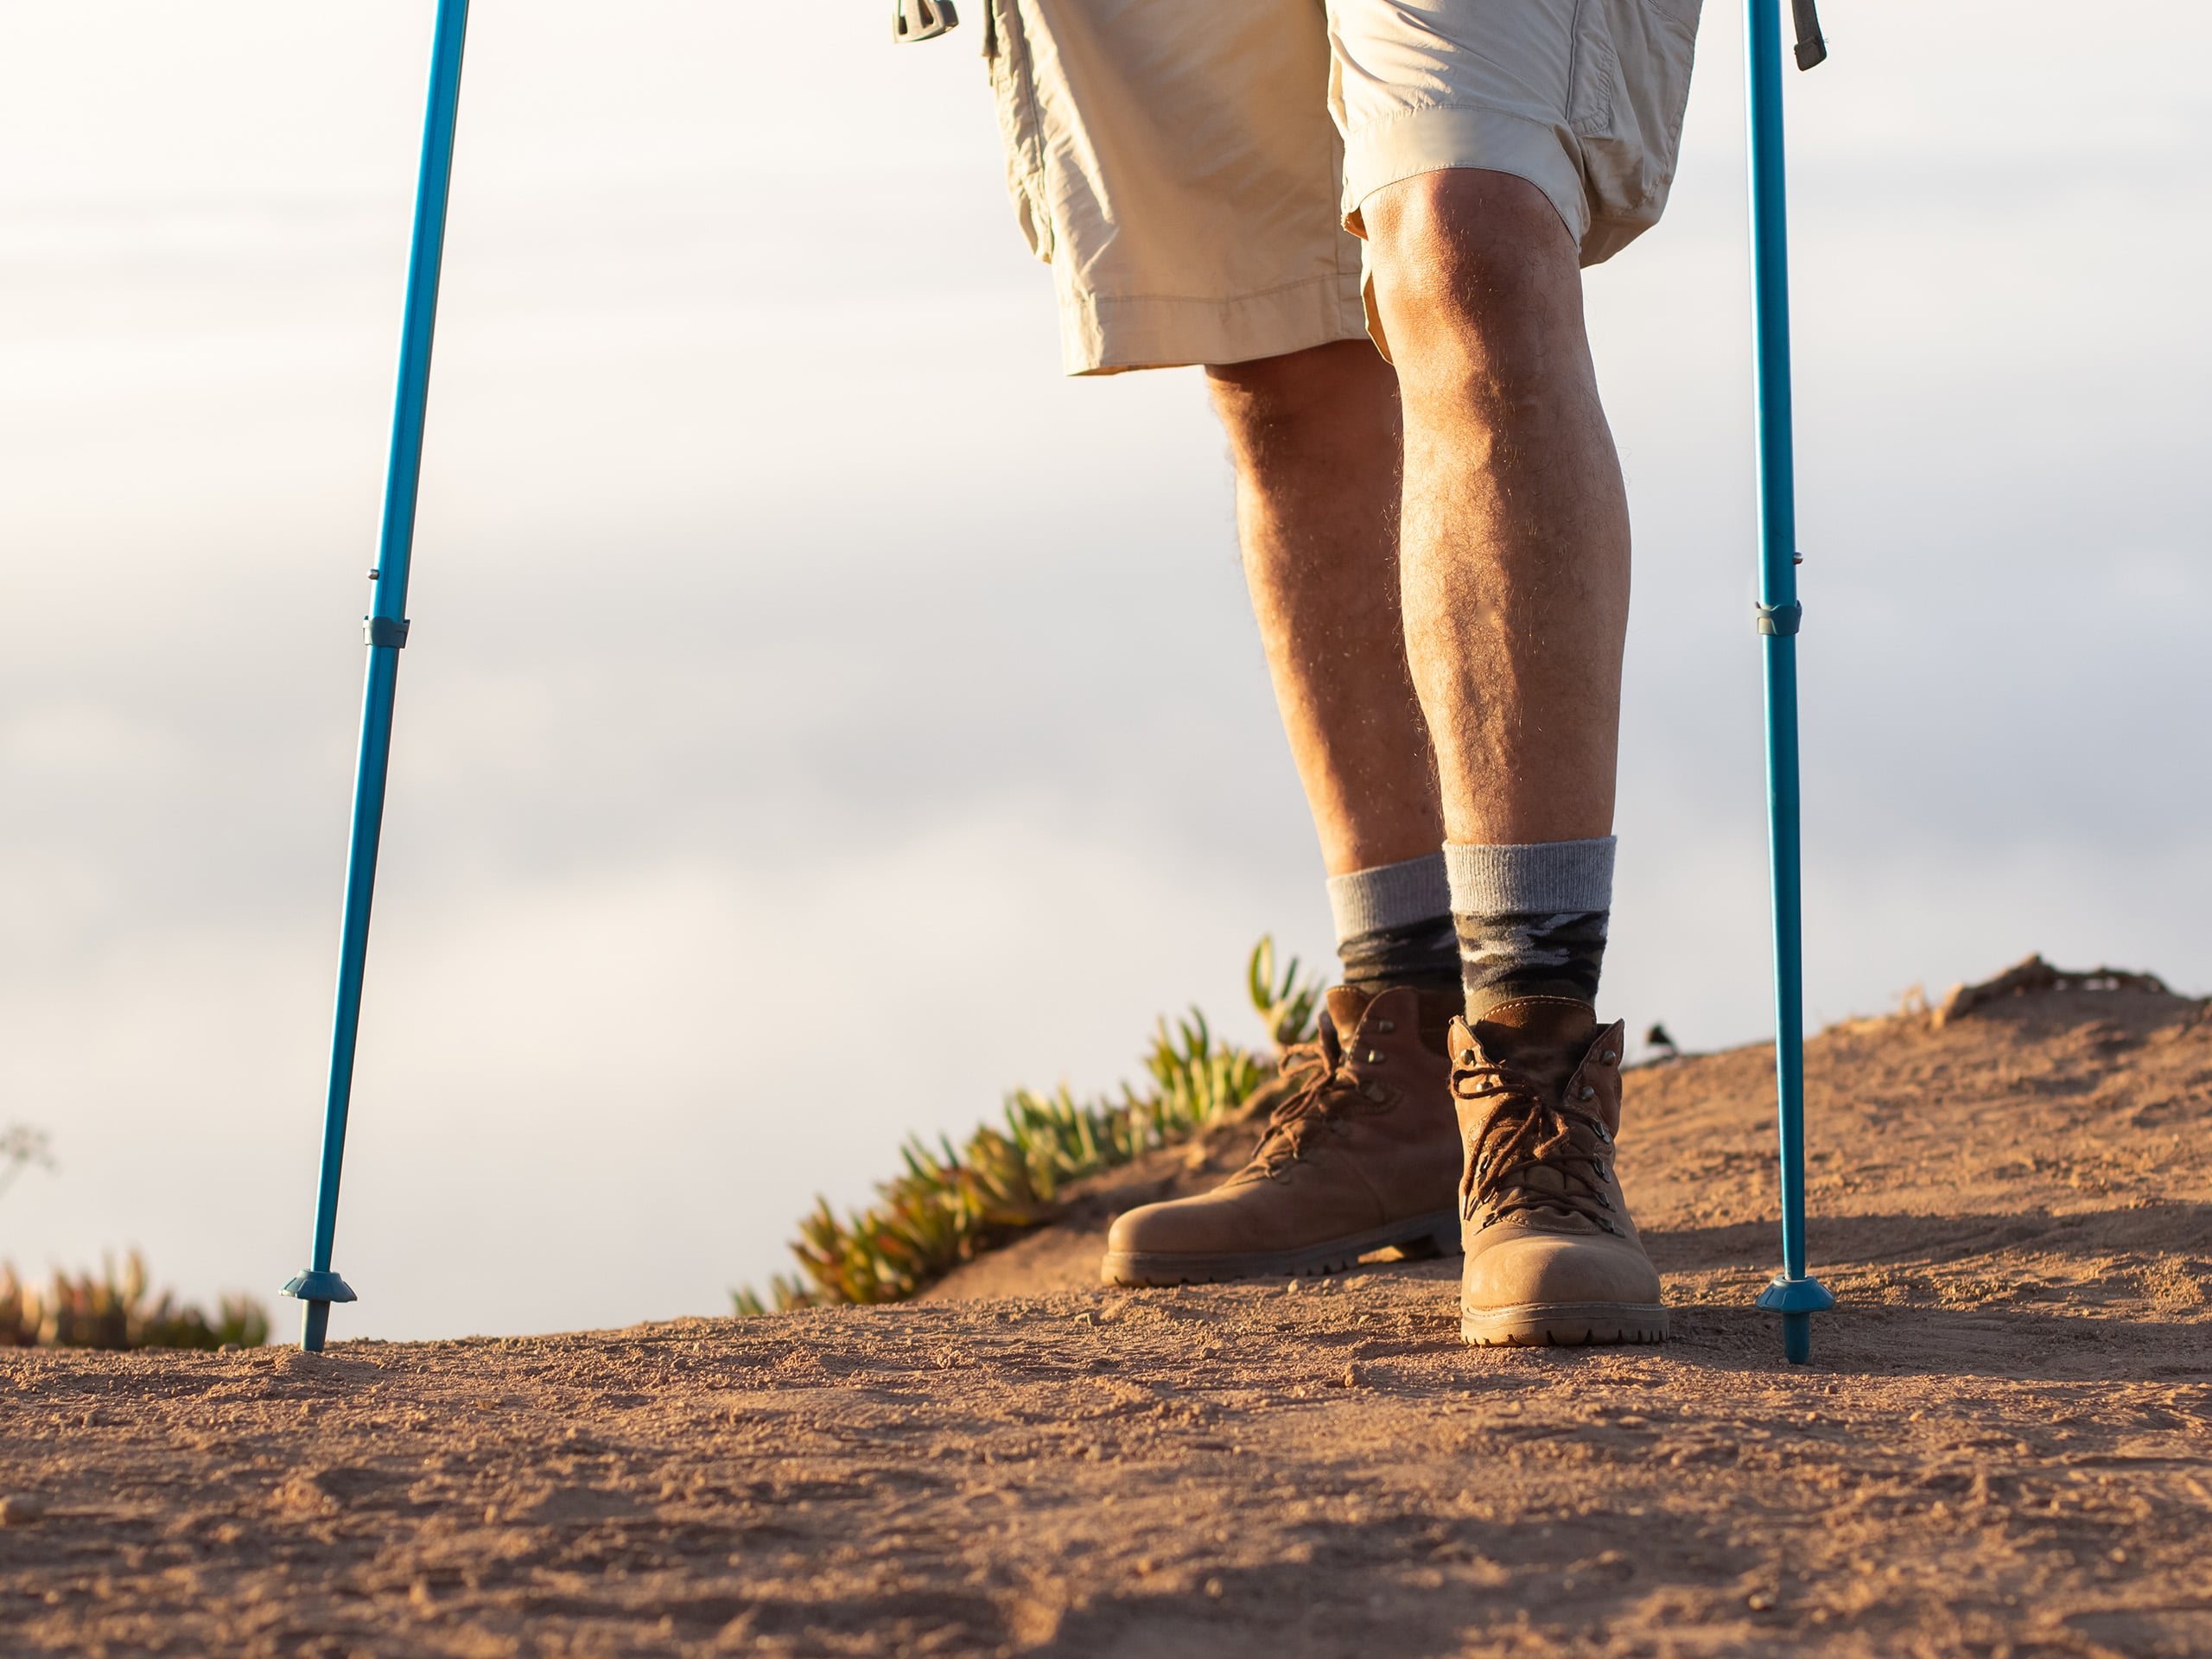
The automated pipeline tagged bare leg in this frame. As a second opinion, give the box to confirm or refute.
[1358,172,1630,847]
[1205,341,1441,876]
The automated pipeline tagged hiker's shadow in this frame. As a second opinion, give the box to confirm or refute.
[1645,1201,2212,1273]
[1642,1201,2212,1380]
[1022,1510,1657,1659]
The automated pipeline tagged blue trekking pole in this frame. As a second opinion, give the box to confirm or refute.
[1745,0,1834,1364]
[283,0,473,1352]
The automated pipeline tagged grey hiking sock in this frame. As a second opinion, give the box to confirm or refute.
[1444,837,1615,1020]
[1325,853,1461,998]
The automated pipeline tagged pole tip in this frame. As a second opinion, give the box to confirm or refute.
[1778,1318,1814,1371]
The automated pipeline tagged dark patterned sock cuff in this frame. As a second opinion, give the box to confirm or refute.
[1338,913,1462,995]
[1455,908,1610,1014]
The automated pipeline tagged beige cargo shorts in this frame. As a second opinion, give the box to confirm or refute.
[982,0,1702,373]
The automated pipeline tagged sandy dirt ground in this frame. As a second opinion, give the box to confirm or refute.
[4,980,2210,1656]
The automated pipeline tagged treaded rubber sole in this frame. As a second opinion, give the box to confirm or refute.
[1459,1301,1670,1347]
[1100,1211,1460,1287]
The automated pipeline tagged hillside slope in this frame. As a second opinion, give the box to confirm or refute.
[3,969,2208,1657]
[928,971,2212,1313]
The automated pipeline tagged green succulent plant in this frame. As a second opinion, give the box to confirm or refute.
[732,938,1321,1314]
[0,1251,268,1350]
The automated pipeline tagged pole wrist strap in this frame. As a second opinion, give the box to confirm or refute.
[1791,0,1827,69]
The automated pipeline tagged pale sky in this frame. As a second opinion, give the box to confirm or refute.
[3,2,2207,1338]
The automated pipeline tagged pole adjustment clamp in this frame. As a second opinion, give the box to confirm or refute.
[1756,601,1802,636]
[364,616,411,649]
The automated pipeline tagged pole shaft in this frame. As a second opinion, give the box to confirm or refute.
[1745,0,1808,1287]
[300,0,473,1339]
[311,647,400,1274]
[371,0,471,634]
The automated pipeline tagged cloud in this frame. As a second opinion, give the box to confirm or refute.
[2,0,2206,1331]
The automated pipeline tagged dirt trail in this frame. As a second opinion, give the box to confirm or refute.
[4,980,2211,1656]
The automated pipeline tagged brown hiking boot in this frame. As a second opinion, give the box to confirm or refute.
[1099,985,1462,1285]
[1452,997,1668,1345]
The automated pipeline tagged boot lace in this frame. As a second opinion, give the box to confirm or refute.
[1454,1056,1618,1234]
[1249,1027,1370,1173]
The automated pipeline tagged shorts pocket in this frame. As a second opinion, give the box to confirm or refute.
[1571,0,1702,251]
[987,0,1056,264]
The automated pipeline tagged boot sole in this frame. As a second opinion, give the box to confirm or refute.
[1100,1211,1461,1287]
[1459,1301,1670,1347]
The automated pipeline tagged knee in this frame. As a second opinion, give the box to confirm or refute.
[1360,170,1585,386]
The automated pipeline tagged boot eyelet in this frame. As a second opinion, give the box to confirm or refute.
[1579,1085,1596,1101]
[1375,1020,1395,1034]
[1600,1049,1618,1065]
[1363,1050,1386,1065]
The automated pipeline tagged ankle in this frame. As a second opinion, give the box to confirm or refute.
[1443,838,1614,1027]
[1328,853,1459,1010]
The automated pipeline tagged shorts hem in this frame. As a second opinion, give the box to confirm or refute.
[1340,104,1592,250]
[1058,269,1370,376]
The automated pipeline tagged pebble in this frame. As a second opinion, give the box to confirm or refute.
[0,1493,48,1526]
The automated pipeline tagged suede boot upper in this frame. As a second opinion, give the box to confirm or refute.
[1451,996,1667,1344]
[1099,985,1461,1283]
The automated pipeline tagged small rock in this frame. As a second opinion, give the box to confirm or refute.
[1338,1363,1361,1389]
[1204,1577,1224,1599]
[1747,1592,1777,1611]
[273,1475,338,1516]
[0,1494,47,1526]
